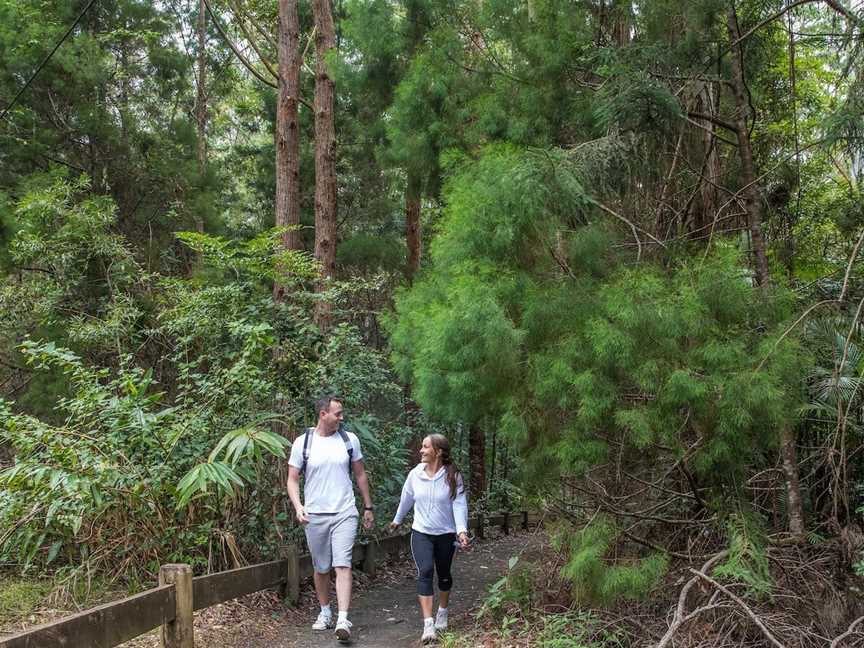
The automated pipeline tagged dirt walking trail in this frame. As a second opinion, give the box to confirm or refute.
[274,531,536,648]
[117,530,539,648]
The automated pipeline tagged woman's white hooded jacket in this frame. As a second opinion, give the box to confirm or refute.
[392,463,468,535]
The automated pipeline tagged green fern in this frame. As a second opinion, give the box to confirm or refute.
[714,512,772,597]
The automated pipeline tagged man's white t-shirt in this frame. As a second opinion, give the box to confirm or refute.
[288,428,363,514]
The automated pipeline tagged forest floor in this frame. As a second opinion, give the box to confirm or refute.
[5,525,862,647]
[0,527,542,648]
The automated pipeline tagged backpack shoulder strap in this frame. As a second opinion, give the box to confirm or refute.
[338,428,354,475]
[301,428,314,474]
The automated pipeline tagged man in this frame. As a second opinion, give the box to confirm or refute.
[287,395,375,643]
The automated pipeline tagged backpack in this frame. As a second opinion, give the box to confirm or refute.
[300,425,354,477]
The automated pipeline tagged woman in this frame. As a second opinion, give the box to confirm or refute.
[390,434,470,644]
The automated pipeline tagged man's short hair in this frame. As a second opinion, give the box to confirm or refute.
[315,394,342,415]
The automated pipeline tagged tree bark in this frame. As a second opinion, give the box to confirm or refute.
[780,425,805,536]
[272,0,303,468]
[273,0,302,303]
[468,422,486,499]
[194,0,207,242]
[402,1,427,284]
[694,84,720,235]
[727,3,804,536]
[612,0,632,47]
[405,172,422,282]
[195,0,207,179]
[312,0,338,329]
[726,5,770,288]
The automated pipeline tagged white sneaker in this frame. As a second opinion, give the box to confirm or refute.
[434,609,448,631]
[335,618,352,643]
[421,621,437,644]
[312,610,333,630]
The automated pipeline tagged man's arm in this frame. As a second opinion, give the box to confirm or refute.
[286,465,308,524]
[352,459,375,529]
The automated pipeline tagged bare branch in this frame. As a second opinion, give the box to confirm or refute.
[655,551,729,648]
[228,0,278,51]
[822,0,863,26]
[689,568,787,648]
[676,0,861,103]
[831,615,864,648]
[592,200,669,256]
[224,1,279,80]
[840,228,864,302]
[752,228,864,376]
[202,0,278,89]
[688,111,739,134]
[728,0,824,53]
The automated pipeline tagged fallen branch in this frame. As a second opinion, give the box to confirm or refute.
[830,615,864,648]
[654,551,728,648]
[689,568,786,648]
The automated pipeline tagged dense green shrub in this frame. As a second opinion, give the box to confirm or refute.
[0,177,415,586]
[390,145,809,602]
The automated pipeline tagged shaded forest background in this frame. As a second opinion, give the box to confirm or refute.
[2,0,864,645]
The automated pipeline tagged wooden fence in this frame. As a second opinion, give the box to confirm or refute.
[0,511,540,648]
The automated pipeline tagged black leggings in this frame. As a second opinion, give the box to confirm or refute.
[411,530,456,596]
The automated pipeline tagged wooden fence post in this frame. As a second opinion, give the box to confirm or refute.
[502,511,510,535]
[476,512,485,540]
[362,541,378,578]
[522,510,529,530]
[281,545,300,606]
[159,564,193,648]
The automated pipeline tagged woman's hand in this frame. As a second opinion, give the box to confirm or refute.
[458,531,469,548]
[388,522,400,532]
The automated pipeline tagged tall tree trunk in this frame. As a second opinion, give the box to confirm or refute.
[273,0,303,303]
[468,422,486,499]
[694,84,720,235]
[405,172,422,282]
[403,2,427,284]
[612,0,632,46]
[489,426,497,491]
[780,425,805,536]
[312,0,338,330]
[272,0,304,506]
[726,5,769,288]
[194,0,207,240]
[727,3,804,536]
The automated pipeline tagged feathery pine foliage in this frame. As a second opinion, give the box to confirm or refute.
[390,144,809,600]
[554,517,669,604]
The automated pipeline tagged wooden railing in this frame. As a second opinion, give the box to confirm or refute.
[0,511,540,648]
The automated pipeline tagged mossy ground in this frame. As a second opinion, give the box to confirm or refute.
[0,576,51,624]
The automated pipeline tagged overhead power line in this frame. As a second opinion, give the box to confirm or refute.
[0,0,99,124]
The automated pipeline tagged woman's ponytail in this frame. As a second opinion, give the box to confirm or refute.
[428,433,461,499]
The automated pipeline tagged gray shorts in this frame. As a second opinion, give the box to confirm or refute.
[304,509,359,573]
